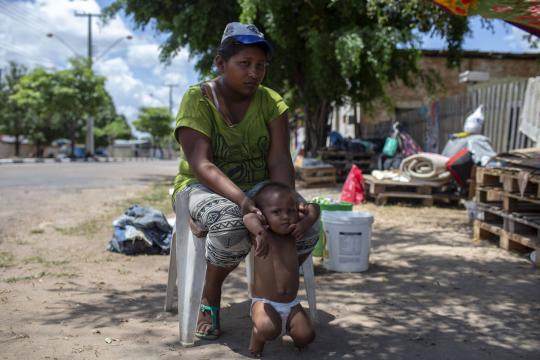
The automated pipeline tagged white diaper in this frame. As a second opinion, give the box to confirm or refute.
[251,297,301,337]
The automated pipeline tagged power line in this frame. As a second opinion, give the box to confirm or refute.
[0,45,56,68]
[0,2,54,37]
[0,0,58,32]
[0,40,57,66]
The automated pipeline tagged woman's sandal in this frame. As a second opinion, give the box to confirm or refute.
[195,304,221,340]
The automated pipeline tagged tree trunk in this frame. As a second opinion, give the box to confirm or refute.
[69,121,76,158]
[35,142,42,158]
[304,100,331,157]
[14,134,21,157]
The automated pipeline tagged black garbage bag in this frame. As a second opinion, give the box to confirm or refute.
[107,204,172,255]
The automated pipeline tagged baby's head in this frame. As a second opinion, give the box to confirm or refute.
[253,182,299,235]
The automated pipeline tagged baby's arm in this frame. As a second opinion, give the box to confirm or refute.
[291,203,320,241]
[243,213,269,258]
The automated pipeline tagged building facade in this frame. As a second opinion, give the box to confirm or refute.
[330,50,540,139]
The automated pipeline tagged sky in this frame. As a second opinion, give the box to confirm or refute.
[0,0,538,138]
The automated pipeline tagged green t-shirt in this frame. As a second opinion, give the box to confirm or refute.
[173,83,288,195]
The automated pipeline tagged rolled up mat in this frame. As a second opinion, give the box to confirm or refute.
[400,153,451,183]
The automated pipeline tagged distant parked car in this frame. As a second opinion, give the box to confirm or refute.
[95,148,108,157]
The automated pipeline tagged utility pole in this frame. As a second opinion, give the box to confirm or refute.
[163,84,179,160]
[75,11,101,157]
[164,84,179,115]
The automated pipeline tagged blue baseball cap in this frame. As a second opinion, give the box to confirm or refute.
[221,22,271,51]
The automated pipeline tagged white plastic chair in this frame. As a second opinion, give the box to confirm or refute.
[164,190,317,347]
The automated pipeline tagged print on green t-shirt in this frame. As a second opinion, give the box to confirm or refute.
[213,132,269,185]
[173,83,288,196]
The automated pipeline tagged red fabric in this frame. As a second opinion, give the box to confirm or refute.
[340,164,365,205]
[446,147,473,187]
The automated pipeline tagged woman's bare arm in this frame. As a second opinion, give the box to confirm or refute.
[267,112,295,188]
[178,127,258,213]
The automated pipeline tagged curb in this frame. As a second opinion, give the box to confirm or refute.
[0,157,162,164]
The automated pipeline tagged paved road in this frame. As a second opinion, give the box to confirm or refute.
[0,160,178,189]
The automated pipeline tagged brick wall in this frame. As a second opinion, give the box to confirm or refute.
[360,50,540,126]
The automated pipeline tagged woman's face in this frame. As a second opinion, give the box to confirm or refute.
[219,45,267,97]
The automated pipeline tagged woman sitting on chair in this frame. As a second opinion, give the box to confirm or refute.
[172,22,319,340]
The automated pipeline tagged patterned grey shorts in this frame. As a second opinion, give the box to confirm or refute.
[182,182,320,268]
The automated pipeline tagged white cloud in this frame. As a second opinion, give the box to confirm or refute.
[503,26,539,53]
[127,43,161,69]
[0,0,199,137]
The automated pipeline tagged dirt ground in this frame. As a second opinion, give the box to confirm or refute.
[1,180,539,360]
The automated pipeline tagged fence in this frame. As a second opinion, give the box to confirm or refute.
[362,78,534,153]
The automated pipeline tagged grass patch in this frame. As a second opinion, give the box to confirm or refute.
[116,180,173,214]
[0,252,15,268]
[30,229,45,234]
[4,270,77,283]
[5,272,45,283]
[23,256,69,267]
[54,217,101,237]
[54,180,173,239]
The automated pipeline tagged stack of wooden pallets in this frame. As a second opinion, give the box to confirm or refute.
[474,167,540,266]
[319,149,375,182]
[363,175,457,206]
[295,165,337,188]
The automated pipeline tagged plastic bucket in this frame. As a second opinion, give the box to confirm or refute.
[322,210,373,272]
[312,202,353,257]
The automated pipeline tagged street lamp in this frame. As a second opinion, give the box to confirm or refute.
[94,35,133,63]
[46,33,132,63]
[46,33,83,58]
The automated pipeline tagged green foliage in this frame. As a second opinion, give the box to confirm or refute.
[133,107,173,142]
[10,58,116,156]
[104,0,241,73]
[107,0,470,153]
[0,62,31,156]
[9,67,59,153]
[94,115,133,147]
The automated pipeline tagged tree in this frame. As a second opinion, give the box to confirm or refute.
[94,115,133,149]
[11,58,113,157]
[50,58,111,157]
[107,0,469,154]
[132,107,173,157]
[0,62,31,157]
[10,67,59,156]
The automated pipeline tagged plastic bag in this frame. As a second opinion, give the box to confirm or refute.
[463,105,484,134]
[382,137,398,157]
[340,164,365,205]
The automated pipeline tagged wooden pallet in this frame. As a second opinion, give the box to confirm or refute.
[473,219,505,244]
[319,149,373,161]
[476,167,540,200]
[319,150,376,181]
[476,167,505,188]
[363,175,456,206]
[476,187,540,213]
[474,169,540,266]
[473,219,540,266]
[477,203,540,240]
[295,166,337,188]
